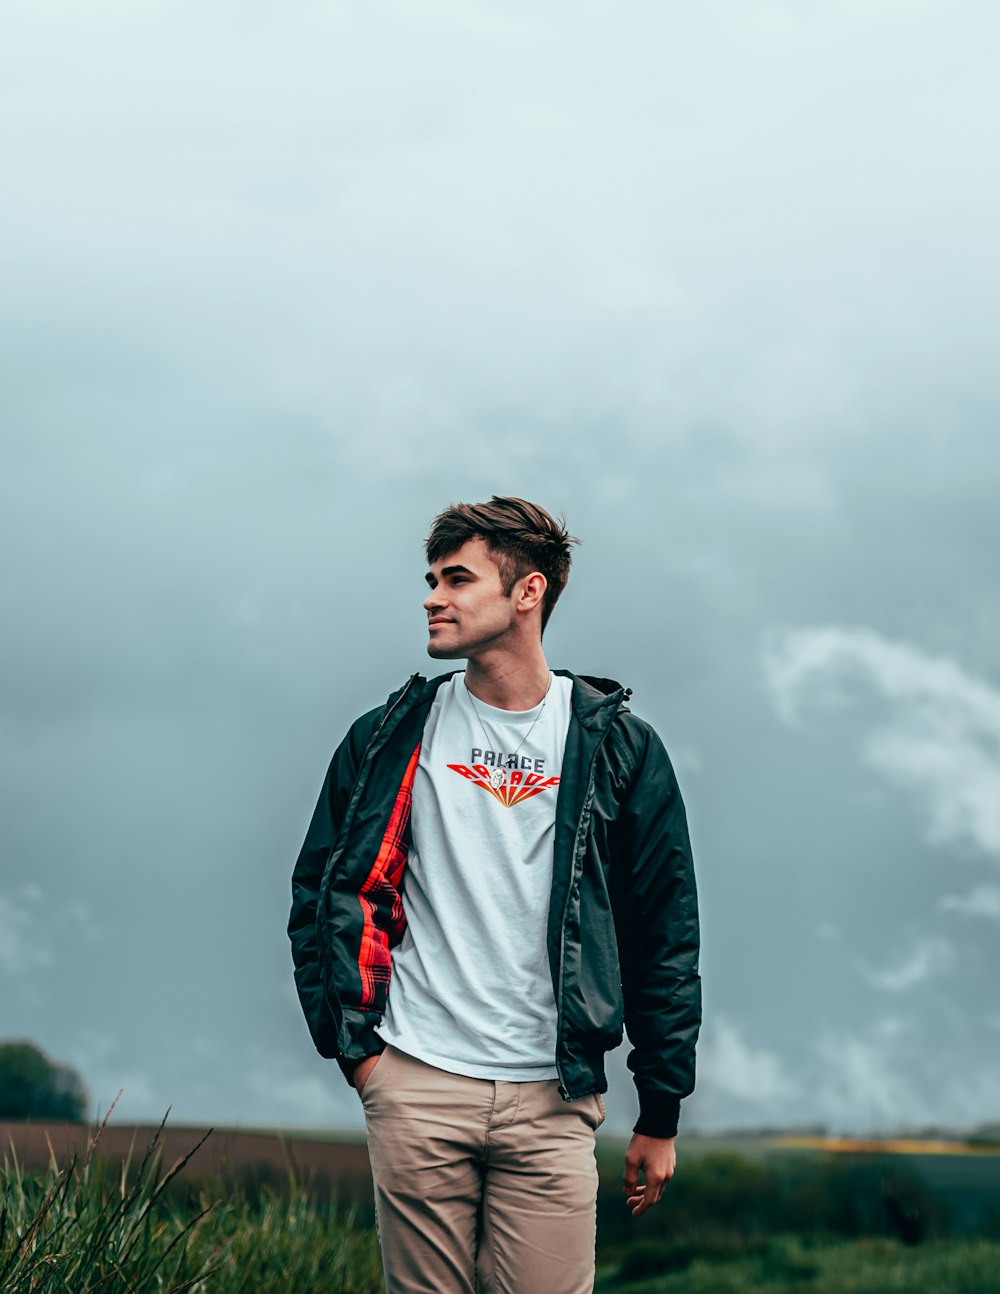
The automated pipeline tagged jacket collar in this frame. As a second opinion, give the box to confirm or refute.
[387,668,630,733]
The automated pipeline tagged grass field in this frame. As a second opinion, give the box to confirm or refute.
[596,1236,1000,1293]
[4,1116,1000,1292]
[0,1114,383,1293]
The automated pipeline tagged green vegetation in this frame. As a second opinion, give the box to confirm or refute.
[0,1040,88,1122]
[596,1149,961,1254]
[0,1112,382,1293]
[596,1235,1000,1293]
[4,1113,1000,1293]
[590,1145,1000,1292]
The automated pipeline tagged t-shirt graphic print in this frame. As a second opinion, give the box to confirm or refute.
[446,753,561,808]
[376,671,574,1081]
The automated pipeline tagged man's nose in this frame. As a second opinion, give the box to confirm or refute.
[423,588,445,612]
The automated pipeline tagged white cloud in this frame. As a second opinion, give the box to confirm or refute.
[941,884,1000,922]
[813,1028,929,1131]
[809,1015,1000,1134]
[870,1016,912,1043]
[687,1013,998,1134]
[0,888,103,977]
[0,888,52,974]
[855,936,955,992]
[763,627,1000,860]
[697,1016,799,1104]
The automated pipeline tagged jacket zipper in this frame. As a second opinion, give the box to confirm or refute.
[554,689,628,1098]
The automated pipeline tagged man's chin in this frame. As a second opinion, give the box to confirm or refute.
[427,639,465,660]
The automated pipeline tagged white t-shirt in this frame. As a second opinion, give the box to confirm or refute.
[376,671,573,1080]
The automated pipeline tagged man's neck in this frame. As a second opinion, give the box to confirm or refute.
[463,648,551,711]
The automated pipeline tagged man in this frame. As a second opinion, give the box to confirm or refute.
[288,497,701,1294]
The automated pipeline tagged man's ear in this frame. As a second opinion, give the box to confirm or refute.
[517,571,548,615]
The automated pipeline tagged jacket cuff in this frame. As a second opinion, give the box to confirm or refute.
[633,1091,681,1139]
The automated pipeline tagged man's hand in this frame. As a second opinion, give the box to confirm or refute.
[623,1134,676,1216]
[353,1054,381,1095]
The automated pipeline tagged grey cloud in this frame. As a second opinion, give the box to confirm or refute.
[764,628,1000,860]
[2,1,999,1135]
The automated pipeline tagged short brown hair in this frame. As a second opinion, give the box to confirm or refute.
[426,496,578,631]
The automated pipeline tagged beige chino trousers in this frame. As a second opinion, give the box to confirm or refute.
[360,1044,605,1294]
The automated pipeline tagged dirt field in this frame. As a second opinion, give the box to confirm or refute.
[0,1120,374,1203]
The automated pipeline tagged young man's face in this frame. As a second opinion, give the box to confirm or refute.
[423,537,518,660]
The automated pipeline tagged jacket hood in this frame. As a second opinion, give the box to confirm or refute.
[573,674,630,698]
[553,671,632,729]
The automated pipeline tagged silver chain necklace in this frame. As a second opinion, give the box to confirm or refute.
[464,672,553,788]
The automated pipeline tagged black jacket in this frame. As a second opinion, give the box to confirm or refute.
[288,670,701,1138]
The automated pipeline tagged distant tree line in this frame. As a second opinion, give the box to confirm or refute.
[0,1039,88,1121]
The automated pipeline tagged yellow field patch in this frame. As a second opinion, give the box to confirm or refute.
[774,1135,1000,1156]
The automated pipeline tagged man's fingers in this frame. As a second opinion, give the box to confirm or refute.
[628,1171,671,1215]
[624,1134,677,1214]
[624,1137,677,1213]
[630,1183,665,1216]
[630,1187,651,1217]
[640,1179,662,1212]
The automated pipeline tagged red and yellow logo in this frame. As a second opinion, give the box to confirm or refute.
[447,763,560,808]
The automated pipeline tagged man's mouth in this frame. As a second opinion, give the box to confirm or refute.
[428,618,454,627]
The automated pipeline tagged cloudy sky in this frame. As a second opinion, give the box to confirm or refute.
[2,0,998,1137]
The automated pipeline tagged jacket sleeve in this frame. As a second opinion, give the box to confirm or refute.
[615,720,701,1139]
[287,711,380,1062]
